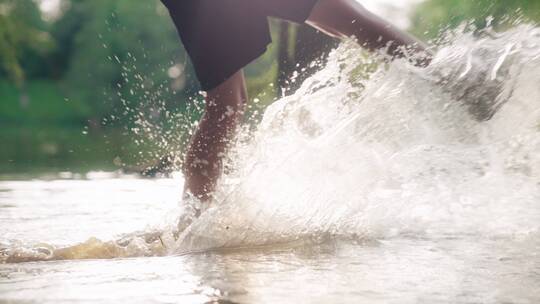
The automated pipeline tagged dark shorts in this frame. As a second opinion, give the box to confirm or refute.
[161,0,319,91]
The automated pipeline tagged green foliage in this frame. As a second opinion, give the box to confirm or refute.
[59,0,197,124]
[411,0,540,38]
[0,125,141,173]
[0,80,89,124]
[0,0,54,85]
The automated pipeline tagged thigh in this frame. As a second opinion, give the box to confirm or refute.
[206,69,247,108]
[256,0,320,23]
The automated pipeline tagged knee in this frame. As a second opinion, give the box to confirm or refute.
[308,0,369,37]
[206,70,247,115]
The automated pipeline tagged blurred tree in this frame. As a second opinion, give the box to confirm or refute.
[0,0,54,86]
[45,0,86,79]
[59,0,199,127]
[411,0,540,38]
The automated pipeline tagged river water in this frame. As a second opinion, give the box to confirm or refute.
[2,26,540,303]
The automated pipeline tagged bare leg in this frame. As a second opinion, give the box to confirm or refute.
[183,70,247,201]
[307,0,432,66]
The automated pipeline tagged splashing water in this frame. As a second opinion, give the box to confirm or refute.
[2,25,540,263]
[172,25,540,253]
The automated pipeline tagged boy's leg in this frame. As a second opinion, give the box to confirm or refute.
[307,0,431,66]
[183,70,248,201]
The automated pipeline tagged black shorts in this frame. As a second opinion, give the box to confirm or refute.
[161,0,319,91]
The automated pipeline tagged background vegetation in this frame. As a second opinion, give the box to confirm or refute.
[0,0,538,174]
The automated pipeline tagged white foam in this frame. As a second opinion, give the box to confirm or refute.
[173,26,540,254]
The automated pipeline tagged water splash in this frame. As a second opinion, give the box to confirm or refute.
[2,25,540,263]
[173,25,540,253]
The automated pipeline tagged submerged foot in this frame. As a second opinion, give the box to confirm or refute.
[109,193,207,255]
[173,192,207,239]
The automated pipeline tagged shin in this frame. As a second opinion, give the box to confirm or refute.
[183,70,248,201]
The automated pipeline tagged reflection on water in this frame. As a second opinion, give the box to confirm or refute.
[1,175,539,303]
[2,25,540,303]
[1,190,539,304]
[0,173,181,247]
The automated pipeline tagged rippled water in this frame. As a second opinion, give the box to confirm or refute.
[1,175,539,303]
[2,26,540,303]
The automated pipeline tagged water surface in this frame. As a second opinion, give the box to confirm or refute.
[1,175,539,303]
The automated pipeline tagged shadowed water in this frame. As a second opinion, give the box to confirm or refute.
[1,26,540,303]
